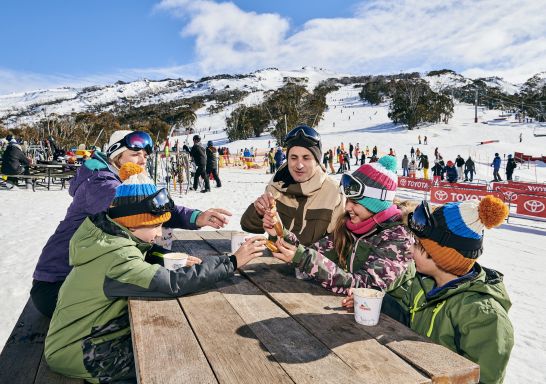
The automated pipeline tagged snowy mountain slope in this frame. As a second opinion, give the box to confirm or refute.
[1,67,535,130]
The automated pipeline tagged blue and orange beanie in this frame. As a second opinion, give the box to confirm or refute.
[419,195,508,275]
[110,162,171,228]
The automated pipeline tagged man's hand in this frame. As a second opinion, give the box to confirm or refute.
[197,208,232,229]
[253,192,275,217]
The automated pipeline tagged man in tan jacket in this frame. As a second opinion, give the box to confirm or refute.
[241,125,345,246]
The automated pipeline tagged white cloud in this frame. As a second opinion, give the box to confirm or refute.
[2,0,546,94]
[158,0,546,83]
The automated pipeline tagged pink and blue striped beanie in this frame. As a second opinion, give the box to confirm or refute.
[352,155,398,213]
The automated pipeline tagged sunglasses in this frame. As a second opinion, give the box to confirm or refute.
[107,131,154,157]
[408,201,483,256]
[108,188,174,219]
[285,125,321,145]
[340,173,396,201]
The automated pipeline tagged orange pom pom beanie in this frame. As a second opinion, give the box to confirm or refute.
[109,162,171,228]
[416,195,508,276]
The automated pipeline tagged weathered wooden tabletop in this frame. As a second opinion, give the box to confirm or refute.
[128,230,480,384]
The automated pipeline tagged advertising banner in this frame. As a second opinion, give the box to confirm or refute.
[515,194,546,218]
[439,181,488,190]
[507,181,546,193]
[397,176,432,191]
[430,186,501,204]
[494,186,546,203]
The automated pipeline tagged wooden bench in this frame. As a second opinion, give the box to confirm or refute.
[0,299,83,384]
[129,230,480,384]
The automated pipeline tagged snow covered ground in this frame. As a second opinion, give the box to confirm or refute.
[1,96,545,383]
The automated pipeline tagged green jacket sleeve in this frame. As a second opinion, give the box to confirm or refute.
[456,299,514,384]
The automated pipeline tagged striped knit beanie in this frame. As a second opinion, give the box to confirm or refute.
[109,162,171,228]
[419,195,508,276]
[351,155,398,213]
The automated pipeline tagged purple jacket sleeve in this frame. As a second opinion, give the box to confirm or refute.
[164,205,202,230]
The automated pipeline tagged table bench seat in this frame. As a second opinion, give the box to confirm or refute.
[0,299,84,384]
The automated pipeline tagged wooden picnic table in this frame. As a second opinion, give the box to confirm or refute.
[29,163,78,191]
[128,230,480,384]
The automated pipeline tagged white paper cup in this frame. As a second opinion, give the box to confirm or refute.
[231,232,248,253]
[163,252,189,271]
[353,288,385,326]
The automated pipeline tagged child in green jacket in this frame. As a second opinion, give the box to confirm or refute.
[391,195,513,384]
[45,163,266,383]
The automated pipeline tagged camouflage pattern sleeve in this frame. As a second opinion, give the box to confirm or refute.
[355,225,415,291]
[292,234,356,295]
[292,224,414,295]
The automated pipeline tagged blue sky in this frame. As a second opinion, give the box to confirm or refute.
[1,0,545,94]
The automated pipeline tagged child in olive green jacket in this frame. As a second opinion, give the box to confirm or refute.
[390,196,513,384]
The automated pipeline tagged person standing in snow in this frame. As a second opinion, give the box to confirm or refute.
[241,125,345,246]
[31,131,231,318]
[505,154,517,181]
[491,153,502,182]
[401,155,409,176]
[274,146,285,171]
[268,148,276,174]
[349,143,354,159]
[419,154,430,180]
[191,135,210,192]
[328,149,335,174]
[410,146,415,159]
[206,140,221,188]
[344,151,351,171]
[445,160,458,183]
[409,159,417,178]
[431,159,444,184]
[384,196,513,384]
[455,155,465,180]
[464,157,475,182]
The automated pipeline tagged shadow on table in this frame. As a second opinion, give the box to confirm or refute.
[234,311,428,365]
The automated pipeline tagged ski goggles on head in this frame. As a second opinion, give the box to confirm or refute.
[108,188,175,218]
[408,201,483,257]
[408,201,435,237]
[107,131,154,157]
[284,125,321,145]
[340,173,396,201]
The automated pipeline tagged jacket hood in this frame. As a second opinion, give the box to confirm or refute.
[419,264,512,312]
[69,212,150,267]
[69,151,119,197]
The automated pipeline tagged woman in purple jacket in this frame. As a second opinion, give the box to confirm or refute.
[31,130,232,318]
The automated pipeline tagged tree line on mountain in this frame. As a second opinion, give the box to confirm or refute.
[359,76,454,129]
[1,89,248,149]
[225,81,339,144]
